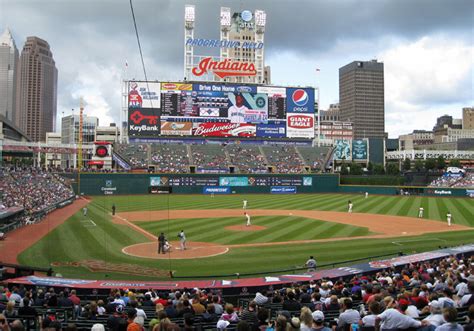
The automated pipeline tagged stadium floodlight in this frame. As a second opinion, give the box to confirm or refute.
[255,10,266,27]
[220,7,231,26]
[185,5,195,23]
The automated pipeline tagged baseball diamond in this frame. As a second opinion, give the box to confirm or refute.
[4,193,472,281]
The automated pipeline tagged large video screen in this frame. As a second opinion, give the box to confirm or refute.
[128,81,315,139]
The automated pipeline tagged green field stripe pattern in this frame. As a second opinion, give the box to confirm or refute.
[16,194,474,280]
[90,194,474,225]
[137,216,372,244]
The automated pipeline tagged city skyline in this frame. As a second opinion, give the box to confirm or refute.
[0,0,472,138]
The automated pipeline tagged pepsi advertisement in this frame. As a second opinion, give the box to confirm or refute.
[256,124,286,138]
[286,88,315,114]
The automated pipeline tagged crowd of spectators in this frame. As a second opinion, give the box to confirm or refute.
[1,254,472,331]
[191,145,229,171]
[0,167,74,213]
[111,143,329,174]
[262,146,306,174]
[226,145,267,173]
[429,172,474,189]
[150,145,189,173]
[115,144,149,169]
[451,173,474,188]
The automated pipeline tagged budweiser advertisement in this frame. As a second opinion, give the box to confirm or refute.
[286,113,315,138]
[192,57,257,78]
[160,121,193,136]
[193,122,256,137]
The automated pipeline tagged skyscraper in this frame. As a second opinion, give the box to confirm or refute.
[339,60,385,139]
[17,36,58,141]
[0,28,19,122]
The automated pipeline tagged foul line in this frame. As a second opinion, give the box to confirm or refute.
[113,214,157,241]
[80,219,96,227]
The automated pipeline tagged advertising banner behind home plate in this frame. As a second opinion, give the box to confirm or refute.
[286,113,315,138]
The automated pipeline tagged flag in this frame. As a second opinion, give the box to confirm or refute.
[125,60,128,68]
[316,68,320,72]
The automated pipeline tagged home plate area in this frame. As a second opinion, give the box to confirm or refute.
[122,241,229,259]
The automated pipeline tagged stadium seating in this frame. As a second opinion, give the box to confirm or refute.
[114,143,149,169]
[190,144,229,171]
[1,254,472,331]
[150,144,190,173]
[261,145,306,173]
[226,145,267,173]
[429,172,474,188]
[296,146,330,172]
[114,142,331,174]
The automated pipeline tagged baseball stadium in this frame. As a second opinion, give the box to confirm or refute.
[1,3,474,331]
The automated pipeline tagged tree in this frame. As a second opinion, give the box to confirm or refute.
[403,158,411,171]
[350,162,363,175]
[436,156,446,170]
[374,164,385,175]
[414,160,424,172]
[450,159,461,168]
[386,163,400,176]
[340,162,349,175]
[367,162,374,173]
[424,159,436,171]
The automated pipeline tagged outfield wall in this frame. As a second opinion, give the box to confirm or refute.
[69,173,470,197]
[72,173,340,195]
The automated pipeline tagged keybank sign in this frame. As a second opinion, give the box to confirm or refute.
[186,38,264,49]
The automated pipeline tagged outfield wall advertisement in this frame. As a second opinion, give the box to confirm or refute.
[352,139,368,160]
[333,140,352,160]
[128,81,315,139]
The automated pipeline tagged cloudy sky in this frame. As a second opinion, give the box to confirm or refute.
[1,0,472,137]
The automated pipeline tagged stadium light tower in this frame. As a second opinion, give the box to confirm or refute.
[219,7,231,73]
[254,10,266,84]
[184,4,195,81]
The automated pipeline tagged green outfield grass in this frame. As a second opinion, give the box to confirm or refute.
[17,194,474,280]
[138,216,372,244]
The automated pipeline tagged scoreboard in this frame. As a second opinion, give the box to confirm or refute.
[149,176,312,187]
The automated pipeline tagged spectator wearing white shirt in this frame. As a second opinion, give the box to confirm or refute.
[337,298,360,329]
[361,301,382,327]
[376,297,422,330]
[421,300,446,327]
[435,307,463,331]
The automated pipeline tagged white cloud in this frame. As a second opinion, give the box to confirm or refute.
[379,35,473,137]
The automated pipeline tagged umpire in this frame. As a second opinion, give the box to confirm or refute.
[158,232,166,254]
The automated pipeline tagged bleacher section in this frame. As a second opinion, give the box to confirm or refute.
[113,142,331,174]
[226,145,267,173]
[261,145,306,173]
[190,144,229,171]
[150,144,189,173]
[114,144,149,169]
[296,146,330,171]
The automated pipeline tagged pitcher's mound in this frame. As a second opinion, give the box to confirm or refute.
[225,225,267,232]
[122,241,228,259]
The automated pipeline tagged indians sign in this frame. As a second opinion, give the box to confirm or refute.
[192,57,257,78]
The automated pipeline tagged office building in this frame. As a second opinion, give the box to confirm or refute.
[16,36,58,141]
[463,107,474,130]
[339,60,385,139]
[0,28,19,122]
[61,114,98,168]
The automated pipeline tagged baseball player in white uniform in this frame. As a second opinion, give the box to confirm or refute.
[83,207,88,216]
[418,207,424,218]
[365,192,368,199]
[245,212,251,226]
[178,230,187,250]
[348,200,353,213]
[446,212,452,226]
[243,200,248,209]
